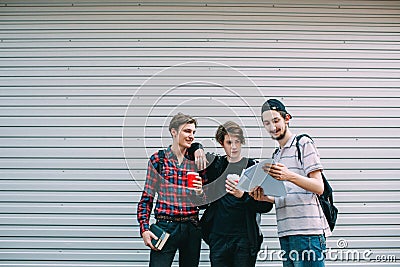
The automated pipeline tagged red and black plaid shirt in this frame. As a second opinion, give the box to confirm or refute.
[137,146,204,234]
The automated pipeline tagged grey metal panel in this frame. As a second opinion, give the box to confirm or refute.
[1,235,399,250]
[0,158,399,170]
[2,59,400,69]
[0,191,398,204]
[2,77,400,87]
[0,263,395,267]
[0,169,398,181]
[0,105,399,118]
[1,224,399,238]
[0,98,399,109]
[1,89,400,98]
[0,202,399,215]
[2,50,400,60]
[0,137,398,149]
[0,117,399,128]
[1,180,400,192]
[1,0,399,266]
[0,147,399,159]
[2,127,400,138]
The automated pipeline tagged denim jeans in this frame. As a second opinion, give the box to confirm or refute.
[279,235,326,267]
[149,220,201,267]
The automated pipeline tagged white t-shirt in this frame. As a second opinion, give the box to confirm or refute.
[273,134,331,238]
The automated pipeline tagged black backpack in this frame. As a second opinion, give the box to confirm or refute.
[287,134,338,231]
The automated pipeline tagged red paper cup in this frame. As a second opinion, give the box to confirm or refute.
[187,172,198,188]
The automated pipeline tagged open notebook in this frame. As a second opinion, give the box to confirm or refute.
[236,159,287,197]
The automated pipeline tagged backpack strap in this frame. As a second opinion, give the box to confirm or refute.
[156,149,165,174]
[295,134,313,165]
[271,134,313,164]
[271,147,279,159]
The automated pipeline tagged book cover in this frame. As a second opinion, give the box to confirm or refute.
[236,159,287,197]
[150,224,170,250]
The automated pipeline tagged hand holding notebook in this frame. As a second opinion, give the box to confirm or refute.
[236,159,287,197]
[150,224,170,250]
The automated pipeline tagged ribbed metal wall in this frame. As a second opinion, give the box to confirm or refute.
[0,0,399,266]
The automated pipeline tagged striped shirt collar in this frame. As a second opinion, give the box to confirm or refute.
[281,133,297,149]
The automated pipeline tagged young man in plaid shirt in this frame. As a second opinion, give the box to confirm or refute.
[137,113,205,267]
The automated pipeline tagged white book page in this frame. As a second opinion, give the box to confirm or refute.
[237,159,287,197]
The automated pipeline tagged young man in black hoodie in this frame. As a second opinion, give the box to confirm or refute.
[195,121,273,267]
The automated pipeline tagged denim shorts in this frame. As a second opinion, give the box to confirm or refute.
[279,235,326,267]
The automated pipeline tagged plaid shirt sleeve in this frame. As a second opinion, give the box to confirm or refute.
[137,155,160,235]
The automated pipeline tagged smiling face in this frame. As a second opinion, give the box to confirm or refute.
[262,110,290,141]
[221,134,242,162]
[171,123,196,149]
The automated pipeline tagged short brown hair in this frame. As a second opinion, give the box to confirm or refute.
[168,113,197,133]
[215,121,245,145]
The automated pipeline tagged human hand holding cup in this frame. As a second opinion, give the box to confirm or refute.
[187,172,199,188]
[226,174,243,198]
[187,171,203,195]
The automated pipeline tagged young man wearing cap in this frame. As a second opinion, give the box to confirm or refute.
[137,113,205,267]
[251,99,331,267]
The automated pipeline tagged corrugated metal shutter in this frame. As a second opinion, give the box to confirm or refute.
[1,0,399,266]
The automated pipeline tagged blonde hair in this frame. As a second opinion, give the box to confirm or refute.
[168,113,197,133]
